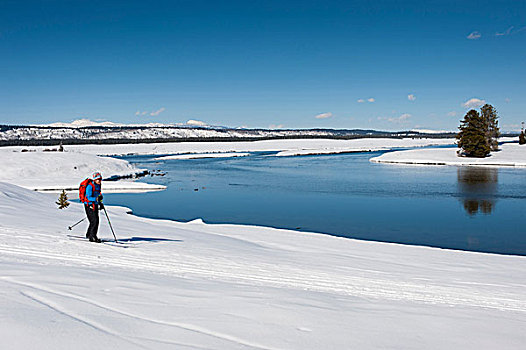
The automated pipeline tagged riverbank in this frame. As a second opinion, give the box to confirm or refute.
[42,137,455,157]
[1,181,525,349]
[0,149,165,193]
[0,138,454,193]
[370,143,526,167]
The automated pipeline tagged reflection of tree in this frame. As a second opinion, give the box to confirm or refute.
[457,167,498,215]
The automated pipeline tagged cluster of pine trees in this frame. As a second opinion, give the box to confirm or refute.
[456,104,500,158]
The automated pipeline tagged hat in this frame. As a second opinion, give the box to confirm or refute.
[92,172,102,180]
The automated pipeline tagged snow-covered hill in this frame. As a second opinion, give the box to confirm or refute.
[1,181,525,349]
[0,119,455,144]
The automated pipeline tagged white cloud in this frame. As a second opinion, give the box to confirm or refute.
[357,99,365,103]
[408,94,416,101]
[496,26,514,36]
[467,31,481,40]
[462,98,486,109]
[447,111,457,117]
[367,98,375,103]
[495,26,526,36]
[136,108,166,117]
[505,98,511,103]
[150,107,166,116]
[186,119,207,126]
[269,124,284,129]
[398,113,411,121]
[315,112,333,119]
[379,113,412,124]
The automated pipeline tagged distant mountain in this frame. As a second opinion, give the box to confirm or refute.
[0,119,458,146]
[36,118,202,129]
[410,128,454,134]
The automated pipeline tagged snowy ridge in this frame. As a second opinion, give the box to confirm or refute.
[36,118,220,129]
[1,181,526,349]
[0,120,456,144]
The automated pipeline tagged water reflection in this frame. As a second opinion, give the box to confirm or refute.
[457,167,498,215]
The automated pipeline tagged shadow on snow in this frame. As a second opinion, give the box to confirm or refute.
[116,237,183,243]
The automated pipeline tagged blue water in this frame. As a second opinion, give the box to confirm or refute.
[104,149,526,256]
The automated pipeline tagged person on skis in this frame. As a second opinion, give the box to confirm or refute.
[83,172,104,243]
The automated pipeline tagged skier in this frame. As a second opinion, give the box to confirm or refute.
[82,172,104,243]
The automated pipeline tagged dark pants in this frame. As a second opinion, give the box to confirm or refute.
[84,204,99,239]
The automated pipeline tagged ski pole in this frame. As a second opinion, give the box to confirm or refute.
[68,217,86,230]
[102,205,118,242]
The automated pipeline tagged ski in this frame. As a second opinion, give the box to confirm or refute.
[66,235,133,248]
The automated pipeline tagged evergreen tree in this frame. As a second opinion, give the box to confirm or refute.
[56,190,70,209]
[480,104,500,151]
[457,109,490,158]
[519,131,526,145]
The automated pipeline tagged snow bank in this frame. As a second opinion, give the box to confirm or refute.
[0,149,165,193]
[1,181,525,349]
[17,138,454,157]
[155,152,251,160]
[371,143,526,167]
[0,138,454,192]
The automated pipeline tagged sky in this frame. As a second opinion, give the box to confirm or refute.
[1,0,525,131]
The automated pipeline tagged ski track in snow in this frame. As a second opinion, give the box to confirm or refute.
[1,228,524,314]
[1,179,526,349]
[20,290,148,349]
[7,278,278,350]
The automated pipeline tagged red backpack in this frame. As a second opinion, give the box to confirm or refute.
[79,178,93,203]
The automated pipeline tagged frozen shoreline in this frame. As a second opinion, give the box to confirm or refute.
[0,148,165,193]
[154,152,251,160]
[41,137,455,156]
[371,143,526,167]
[0,138,455,192]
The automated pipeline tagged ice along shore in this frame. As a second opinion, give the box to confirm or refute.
[371,142,526,167]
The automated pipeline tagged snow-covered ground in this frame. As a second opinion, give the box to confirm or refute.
[1,181,525,349]
[371,143,526,167]
[60,138,455,156]
[1,137,526,348]
[0,149,165,193]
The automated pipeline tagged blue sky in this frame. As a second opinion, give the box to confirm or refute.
[1,0,525,131]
